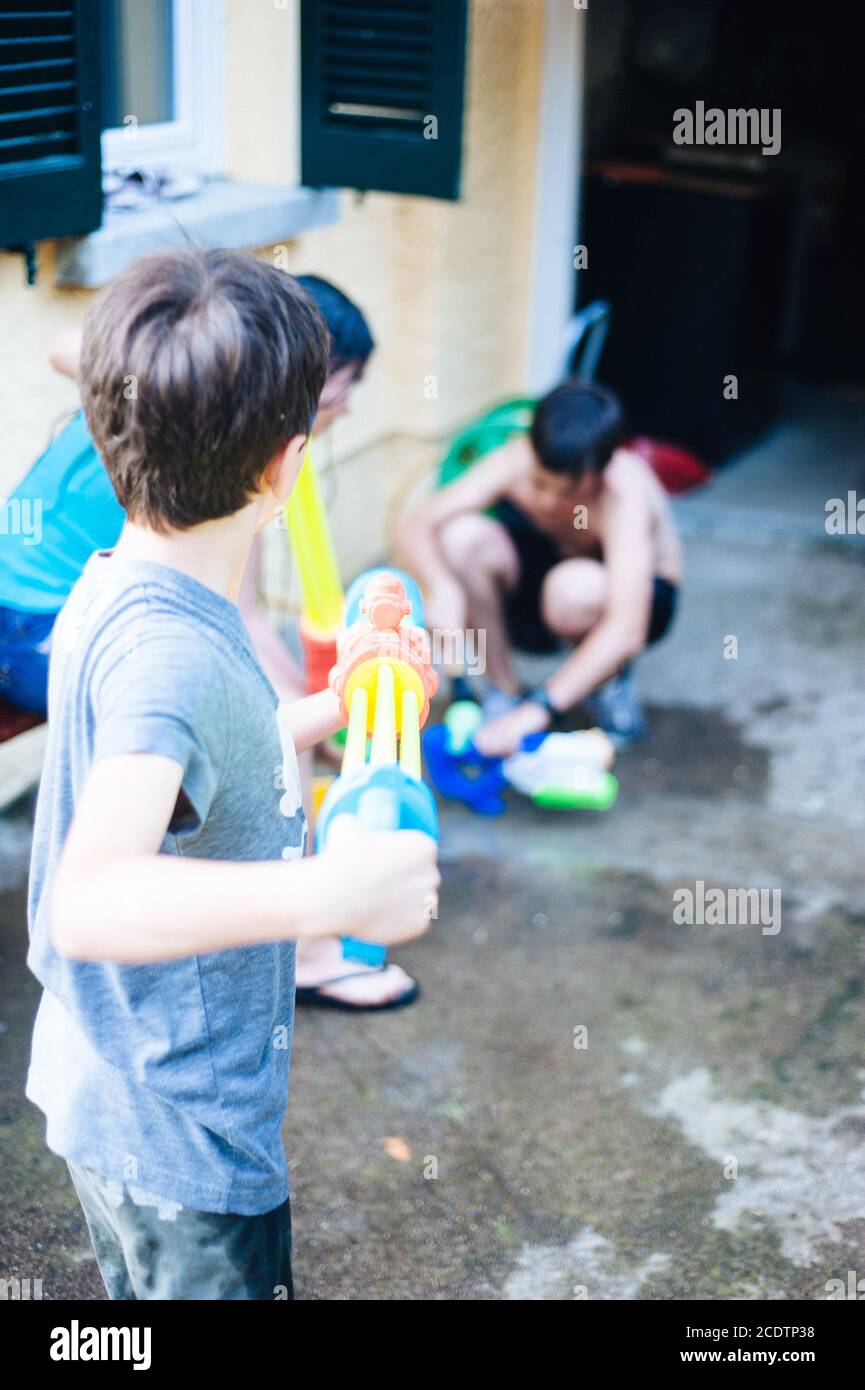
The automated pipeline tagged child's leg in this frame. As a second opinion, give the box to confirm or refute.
[540,559,640,741]
[68,1161,293,1301]
[541,562,678,743]
[438,514,521,692]
[67,1161,137,1299]
[541,562,678,649]
[539,558,607,642]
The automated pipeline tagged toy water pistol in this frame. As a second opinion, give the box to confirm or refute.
[284,444,345,693]
[316,568,440,966]
[424,700,618,816]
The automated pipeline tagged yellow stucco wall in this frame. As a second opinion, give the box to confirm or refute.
[237,0,546,583]
[1,0,545,584]
[0,242,91,497]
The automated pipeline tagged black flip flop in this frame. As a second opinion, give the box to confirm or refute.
[295,968,420,1013]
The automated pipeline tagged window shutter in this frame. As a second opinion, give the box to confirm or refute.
[300,0,468,201]
[0,0,102,274]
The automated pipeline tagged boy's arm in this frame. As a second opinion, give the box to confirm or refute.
[51,752,437,964]
[238,535,342,749]
[394,441,524,626]
[281,688,342,750]
[544,480,654,711]
[474,474,654,757]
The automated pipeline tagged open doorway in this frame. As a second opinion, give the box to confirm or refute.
[578,0,865,487]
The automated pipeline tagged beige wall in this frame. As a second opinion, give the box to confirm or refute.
[232,0,546,588]
[226,0,544,445]
[0,242,91,497]
[1,0,546,589]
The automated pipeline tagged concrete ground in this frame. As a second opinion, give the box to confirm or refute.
[671,382,865,552]
[1,399,864,1300]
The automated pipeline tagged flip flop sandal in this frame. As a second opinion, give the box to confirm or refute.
[295,968,420,1013]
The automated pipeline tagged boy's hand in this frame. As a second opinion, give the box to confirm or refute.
[474,700,550,758]
[316,817,439,945]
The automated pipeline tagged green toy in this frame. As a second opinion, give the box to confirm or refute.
[423,700,618,816]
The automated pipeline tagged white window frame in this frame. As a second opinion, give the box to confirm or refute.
[101,0,226,175]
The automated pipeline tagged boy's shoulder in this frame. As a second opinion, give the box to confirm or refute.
[44,556,280,831]
[604,447,660,500]
[55,554,258,720]
[66,553,242,637]
[59,556,212,661]
[505,433,534,469]
[495,434,534,487]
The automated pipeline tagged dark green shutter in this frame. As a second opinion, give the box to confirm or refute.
[301,0,468,201]
[0,0,102,259]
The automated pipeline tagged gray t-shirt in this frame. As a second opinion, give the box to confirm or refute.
[26,552,305,1215]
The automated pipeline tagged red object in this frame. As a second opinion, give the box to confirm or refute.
[0,697,43,745]
[300,622,338,695]
[628,436,713,495]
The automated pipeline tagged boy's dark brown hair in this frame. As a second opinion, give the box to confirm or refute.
[80,248,329,531]
[531,380,624,479]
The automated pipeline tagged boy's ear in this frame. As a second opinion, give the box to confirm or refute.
[265,434,308,506]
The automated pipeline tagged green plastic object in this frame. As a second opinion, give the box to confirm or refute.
[437,397,537,489]
[530,772,619,812]
[443,699,484,755]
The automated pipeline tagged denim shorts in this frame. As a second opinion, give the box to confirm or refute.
[68,1160,294,1301]
[0,605,55,715]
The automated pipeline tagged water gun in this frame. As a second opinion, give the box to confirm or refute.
[423,699,618,816]
[316,568,439,966]
[284,444,345,693]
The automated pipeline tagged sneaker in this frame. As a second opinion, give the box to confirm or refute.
[584,667,646,747]
[450,674,476,705]
[480,683,525,721]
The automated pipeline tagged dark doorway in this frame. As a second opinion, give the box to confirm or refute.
[579,0,865,463]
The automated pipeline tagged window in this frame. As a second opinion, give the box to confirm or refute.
[300,0,468,201]
[100,0,225,174]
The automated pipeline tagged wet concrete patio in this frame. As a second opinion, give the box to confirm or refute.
[1,515,864,1300]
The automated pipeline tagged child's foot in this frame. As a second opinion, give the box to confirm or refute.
[450,674,476,705]
[584,667,646,747]
[295,937,419,1011]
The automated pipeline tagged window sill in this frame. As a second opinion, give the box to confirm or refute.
[55,180,341,288]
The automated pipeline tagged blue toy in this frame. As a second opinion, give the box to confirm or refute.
[423,699,618,816]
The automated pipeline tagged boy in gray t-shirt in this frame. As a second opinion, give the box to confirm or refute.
[25,249,438,1301]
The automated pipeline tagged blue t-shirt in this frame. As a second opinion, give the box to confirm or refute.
[26,552,305,1215]
[1,412,124,613]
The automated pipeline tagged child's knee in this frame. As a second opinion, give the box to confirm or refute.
[541,559,606,637]
[439,514,517,585]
